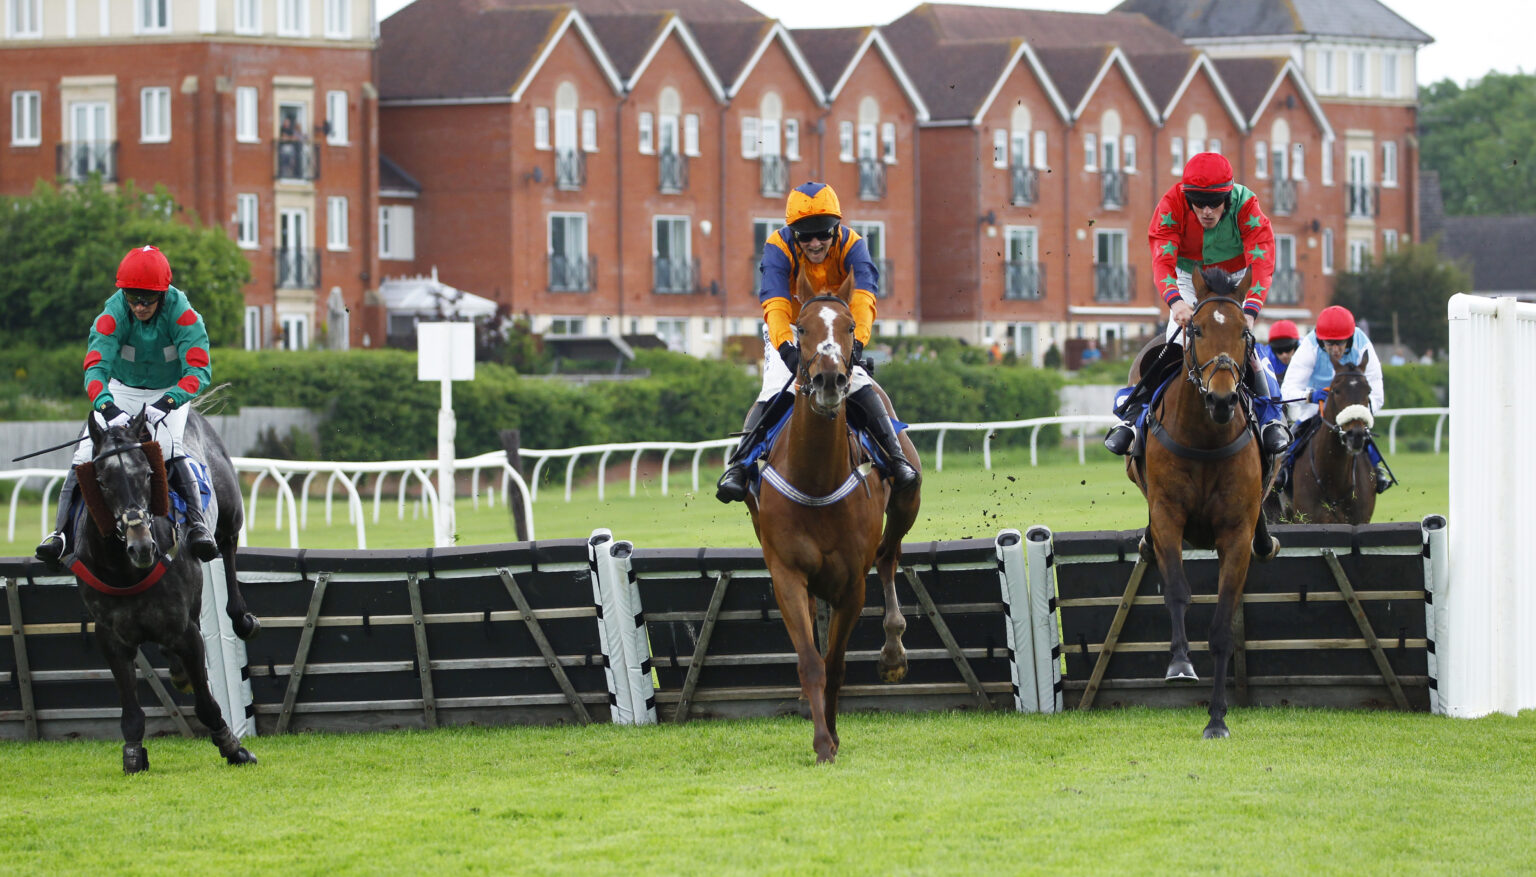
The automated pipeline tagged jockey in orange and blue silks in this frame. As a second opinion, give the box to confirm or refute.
[1279,305,1393,493]
[715,181,920,504]
[1102,152,1291,460]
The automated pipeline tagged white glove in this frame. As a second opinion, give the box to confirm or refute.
[94,404,130,431]
[145,399,175,426]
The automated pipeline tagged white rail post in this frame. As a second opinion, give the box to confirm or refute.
[418,322,475,548]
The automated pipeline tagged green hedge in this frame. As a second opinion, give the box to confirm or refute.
[1381,363,1449,438]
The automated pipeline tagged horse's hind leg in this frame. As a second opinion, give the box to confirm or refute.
[169,622,257,766]
[218,543,260,640]
[97,629,150,774]
[822,596,865,758]
[875,489,918,683]
[1252,508,1280,561]
[769,566,834,764]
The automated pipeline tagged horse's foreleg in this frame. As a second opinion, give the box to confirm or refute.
[822,597,865,758]
[219,546,261,640]
[1252,507,1280,561]
[875,497,915,683]
[1149,508,1197,683]
[1205,530,1255,739]
[97,629,149,774]
[170,623,257,766]
[770,570,833,764]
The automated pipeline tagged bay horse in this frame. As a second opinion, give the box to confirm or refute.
[1127,268,1278,739]
[73,408,259,773]
[1279,351,1377,524]
[745,275,921,764]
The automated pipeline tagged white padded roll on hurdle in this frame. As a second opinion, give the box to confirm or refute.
[589,531,656,725]
[995,529,1038,713]
[1024,526,1063,713]
[587,530,636,724]
[200,559,254,738]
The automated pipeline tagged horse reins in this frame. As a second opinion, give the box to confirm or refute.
[71,437,182,596]
[1182,295,1253,398]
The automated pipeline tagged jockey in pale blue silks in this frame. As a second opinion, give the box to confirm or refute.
[1279,305,1394,493]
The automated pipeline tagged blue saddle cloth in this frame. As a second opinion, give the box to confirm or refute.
[169,459,213,528]
[744,404,908,489]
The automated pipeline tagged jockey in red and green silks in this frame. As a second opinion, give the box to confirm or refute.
[1103,152,1291,459]
[36,245,219,564]
[715,181,920,503]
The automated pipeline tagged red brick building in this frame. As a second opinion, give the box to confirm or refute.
[0,0,380,351]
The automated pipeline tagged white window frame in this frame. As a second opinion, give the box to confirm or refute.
[684,113,700,157]
[654,318,687,353]
[236,0,261,34]
[856,122,876,161]
[10,90,40,145]
[1276,234,1297,271]
[1383,228,1398,254]
[1382,52,1400,98]
[1122,135,1137,173]
[1170,136,1184,175]
[236,193,259,248]
[278,0,308,37]
[1254,140,1268,179]
[548,212,589,265]
[547,317,586,336]
[783,118,799,161]
[378,205,415,260]
[637,111,653,155]
[326,195,348,250]
[1189,138,1205,157]
[1317,49,1337,96]
[140,87,171,143]
[1010,130,1028,169]
[1347,238,1370,272]
[1349,49,1369,97]
[1082,133,1097,171]
[1322,137,1335,185]
[580,108,597,153]
[838,121,853,163]
[1381,141,1399,187]
[1291,142,1305,180]
[881,122,896,164]
[534,107,550,150]
[243,306,262,351]
[992,129,1007,168]
[1322,228,1335,275]
[235,87,259,142]
[324,0,349,39]
[741,115,761,159]
[280,314,309,351]
[326,90,348,145]
[8,0,41,37]
[1032,130,1048,171]
[135,0,170,33]
[1208,138,1221,155]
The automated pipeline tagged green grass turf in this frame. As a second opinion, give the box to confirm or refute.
[1,707,1531,874]
[2,446,1449,553]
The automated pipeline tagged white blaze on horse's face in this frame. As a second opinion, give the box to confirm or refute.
[815,304,843,363]
[1212,310,1227,325]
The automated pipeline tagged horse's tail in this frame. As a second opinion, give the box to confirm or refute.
[187,382,235,415]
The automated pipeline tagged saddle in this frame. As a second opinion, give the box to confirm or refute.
[743,395,907,498]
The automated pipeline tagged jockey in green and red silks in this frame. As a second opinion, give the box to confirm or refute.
[1103,152,1291,460]
[37,245,219,564]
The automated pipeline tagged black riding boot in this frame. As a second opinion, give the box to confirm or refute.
[847,385,921,492]
[715,399,776,503]
[35,469,80,563]
[169,457,219,561]
[1245,357,1291,455]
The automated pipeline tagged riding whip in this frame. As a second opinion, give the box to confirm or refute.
[11,434,89,462]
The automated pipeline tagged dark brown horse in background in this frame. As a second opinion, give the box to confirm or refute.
[1127,268,1278,739]
[745,274,921,764]
[1276,351,1377,524]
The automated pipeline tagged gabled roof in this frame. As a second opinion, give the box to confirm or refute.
[703,20,825,101]
[881,11,1019,123]
[1113,0,1432,44]
[919,2,1187,52]
[792,27,930,122]
[378,0,623,102]
[1057,45,1161,122]
[600,12,726,101]
[1131,50,1246,130]
[1215,57,1334,140]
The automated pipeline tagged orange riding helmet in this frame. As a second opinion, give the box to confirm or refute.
[784,182,842,236]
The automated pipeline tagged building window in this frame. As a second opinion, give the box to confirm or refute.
[235,87,258,142]
[1381,141,1399,187]
[1122,135,1137,172]
[1347,238,1370,272]
[1382,53,1400,98]
[881,122,896,164]
[574,108,593,153]
[1082,133,1096,171]
[326,90,348,144]
[327,196,348,250]
[1032,130,1048,170]
[324,0,349,38]
[136,0,169,32]
[8,0,41,36]
[278,0,308,37]
[992,129,1008,168]
[236,194,258,248]
[1322,228,1334,274]
[778,118,797,161]
[1254,140,1268,178]
[838,121,853,163]
[655,318,687,352]
[737,115,759,159]
[850,220,886,296]
[1383,228,1398,254]
[140,87,171,143]
[635,111,652,154]
[1208,138,1221,155]
[1317,49,1337,95]
[549,213,589,292]
[280,314,308,351]
[534,107,550,150]
[1322,137,1335,185]
[10,90,40,145]
[244,306,262,351]
[1291,142,1305,180]
[236,0,261,34]
[1349,49,1368,96]
[378,205,415,260]
[1170,136,1184,174]
[684,113,700,157]
[1005,226,1040,301]
[653,216,692,294]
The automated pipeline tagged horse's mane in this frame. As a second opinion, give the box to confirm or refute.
[1198,267,1243,298]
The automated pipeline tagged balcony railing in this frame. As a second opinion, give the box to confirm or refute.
[555,148,586,191]
[1010,164,1038,206]
[56,141,117,182]
[653,256,699,294]
[1093,263,1134,302]
[1004,260,1043,300]
[659,150,688,194]
[274,140,319,182]
[548,254,595,292]
[760,155,787,198]
[1271,177,1297,216]
[1100,169,1126,210]
[858,157,886,201]
[276,248,319,289]
[1269,268,1302,305]
[1346,183,1379,218]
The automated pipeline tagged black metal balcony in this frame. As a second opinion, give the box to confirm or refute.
[857,158,886,201]
[548,254,595,292]
[653,257,699,294]
[760,155,787,198]
[1270,178,1297,216]
[1010,164,1038,206]
[1004,260,1043,300]
[659,150,688,194]
[56,141,117,182]
[276,248,319,288]
[1100,169,1126,210]
[1093,263,1134,302]
[555,148,586,191]
[1346,183,1378,218]
[274,140,319,182]
[1269,268,1302,305]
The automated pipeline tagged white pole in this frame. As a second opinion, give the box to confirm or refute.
[437,376,455,547]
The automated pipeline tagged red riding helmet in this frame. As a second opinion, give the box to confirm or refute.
[117,245,172,292]
[1268,320,1300,342]
[1315,306,1356,341]
[1181,152,1235,198]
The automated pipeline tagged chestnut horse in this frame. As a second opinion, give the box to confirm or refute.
[745,276,921,764]
[1127,268,1278,739]
[1279,351,1377,524]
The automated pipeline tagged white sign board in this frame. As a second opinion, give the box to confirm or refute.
[416,322,476,382]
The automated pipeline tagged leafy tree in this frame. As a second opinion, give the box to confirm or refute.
[1419,73,1536,215]
[0,178,249,349]
[1330,240,1471,356]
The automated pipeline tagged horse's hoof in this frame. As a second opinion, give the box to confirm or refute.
[1138,536,1154,563]
[1165,660,1198,683]
[234,613,261,641]
[1254,536,1280,562]
[170,670,192,694]
[225,747,258,766]
[815,750,836,765]
[123,745,149,774]
[878,649,908,683]
[1203,722,1230,740]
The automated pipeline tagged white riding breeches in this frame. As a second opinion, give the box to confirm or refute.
[756,323,872,402]
[1165,266,1249,341]
[72,379,193,465]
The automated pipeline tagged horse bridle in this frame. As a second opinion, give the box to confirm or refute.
[92,439,155,543]
[793,294,854,398]
[1182,295,1254,397]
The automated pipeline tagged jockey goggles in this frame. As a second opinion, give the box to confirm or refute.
[1185,190,1228,210]
[794,224,838,243]
[124,290,163,307]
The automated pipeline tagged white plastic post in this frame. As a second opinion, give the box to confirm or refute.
[201,559,253,737]
[418,322,475,548]
[587,529,635,724]
[1421,515,1449,715]
[604,539,657,725]
[1025,525,1062,713]
[995,529,1037,713]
